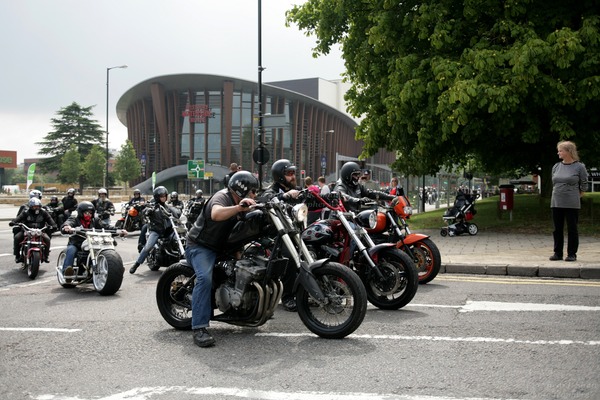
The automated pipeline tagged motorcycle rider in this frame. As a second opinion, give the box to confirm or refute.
[92,188,115,227]
[262,159,302,312]
[334,162,397,212]
[61,188,78,220]
[45,195,65,231]
[129,188,146,204]
[168,191,184,212]
[186,170,258,347]
[61,201,126,280]
[9,198,57,263]
[17,189,43,216]
[184,189,205,229]
[129,186,181,274]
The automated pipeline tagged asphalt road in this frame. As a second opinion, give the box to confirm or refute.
[0,227,599,400]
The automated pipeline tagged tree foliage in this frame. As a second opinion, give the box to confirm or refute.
[82,145,107,187]
[286,0,600,196]
[59,145,82,185]
[36,102,105,174]
[114,140,141,191]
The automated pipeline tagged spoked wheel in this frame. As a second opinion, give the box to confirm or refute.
[27,252,41,280]
[296,262,367,339]
[156,263,194,330]
[411,238,442,284]
[93,250,124,295]
[364,248,419,310]
[468,223,479,235]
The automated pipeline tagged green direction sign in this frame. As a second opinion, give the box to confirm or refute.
[187,159,205,179]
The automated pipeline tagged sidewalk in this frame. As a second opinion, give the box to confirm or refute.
[2,204,599,279]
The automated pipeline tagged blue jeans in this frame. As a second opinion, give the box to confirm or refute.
[136,230,161,265]
[185,244,216,330]
[62,244,79,271]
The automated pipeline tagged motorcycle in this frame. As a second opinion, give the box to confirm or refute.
[367,196,442,284]
[156,197,367,339]
[182,198,205,230]
[301,191,419,310]
[15,223,48,280]
[44,205,64,234]
[146,204,187,271]
[115,201,146,232]
[56,228,125,295]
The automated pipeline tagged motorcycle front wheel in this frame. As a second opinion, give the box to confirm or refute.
[27,251,41,280]
[407,238,442,284]
[364,248,419,310]
[156,263,194,330]
[296,262,367,339]
[93,250,124,295]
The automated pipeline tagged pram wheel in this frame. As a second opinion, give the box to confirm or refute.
[440,228,448,237]
[467,223,478,236]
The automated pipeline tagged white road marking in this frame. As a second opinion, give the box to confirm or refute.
[256,332,600,346]
[0,327,80,332]
[34,386,522,400]
[459,300,600,312]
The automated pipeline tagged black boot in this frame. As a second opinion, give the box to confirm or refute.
[193,328,215,347]
[129,262,140,274]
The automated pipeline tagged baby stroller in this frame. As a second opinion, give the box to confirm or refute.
[440,190,479,237]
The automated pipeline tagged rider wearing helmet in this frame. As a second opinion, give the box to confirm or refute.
[61,188,78,219]
[129,188,146,204]
[16,189,44,216]
[9,198,57,264]
[333,161,396,212]
[168,191,184,211]
[184,189,205,228]
[92,188,115,227]
[186,170,258,348]
[61,201,126,280]
[129,186,181,274]
[46,195,65,229]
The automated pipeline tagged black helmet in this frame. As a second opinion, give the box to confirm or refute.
[76,201,95,215]
[228,171,259,198]
[340,162,362,187]
[271,159,296,187]
[153,186,168,202]
[170,191,179,201]
[50,196,59,202]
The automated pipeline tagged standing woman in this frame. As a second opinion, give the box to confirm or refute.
[550,141,589,261]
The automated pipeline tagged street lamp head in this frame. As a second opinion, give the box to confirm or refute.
[108,65,128,71]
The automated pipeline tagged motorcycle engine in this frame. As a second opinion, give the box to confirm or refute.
[215,256,268,313]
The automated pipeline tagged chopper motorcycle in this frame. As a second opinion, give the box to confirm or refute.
[56,227,126,295]
[14,223,48,280]
[156,197,367,339]
[301,191,419,310]
[367,196,442,284]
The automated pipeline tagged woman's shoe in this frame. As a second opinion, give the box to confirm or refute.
[549,254,562,261]
[565,255,577,262]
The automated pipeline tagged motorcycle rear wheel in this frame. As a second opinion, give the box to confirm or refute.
[156,263,194,330]
[56,250,76,288]
[296,262,367,339]
[364,248,419,310]
[93,250,124,296]
[27,252,40,280]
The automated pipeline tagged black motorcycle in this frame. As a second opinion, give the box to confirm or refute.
[146,205,187,271]
[156,197,367,339]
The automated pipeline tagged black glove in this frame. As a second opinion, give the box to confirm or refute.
[9,221,15,227]
[360,197,371,204]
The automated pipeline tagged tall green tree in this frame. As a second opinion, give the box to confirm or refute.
[37,102,105,174]
[60,145,82,186]
[287,0,600,196]
[82,145,106,187]
[114,140,141,193]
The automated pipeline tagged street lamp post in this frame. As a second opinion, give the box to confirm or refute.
[321,129,334,177]
[105,64,128,188]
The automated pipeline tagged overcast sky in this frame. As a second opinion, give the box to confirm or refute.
[0,0,345,165]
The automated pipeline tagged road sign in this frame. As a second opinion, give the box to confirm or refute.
[204,171,213,180]
[187,159,205,179]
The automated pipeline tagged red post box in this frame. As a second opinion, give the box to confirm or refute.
[499,184,514,211]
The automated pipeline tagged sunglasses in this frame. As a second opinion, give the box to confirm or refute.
[250,189,257,194]
[285,170,296,177]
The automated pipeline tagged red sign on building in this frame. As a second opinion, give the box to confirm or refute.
[0,150,17,168]
[182,104,215,123]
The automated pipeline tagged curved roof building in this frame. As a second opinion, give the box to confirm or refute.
[117,74,395,193]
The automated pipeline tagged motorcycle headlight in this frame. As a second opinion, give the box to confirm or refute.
[404,206,413,216]
[356,210,377,229]
[292,203,308,223]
